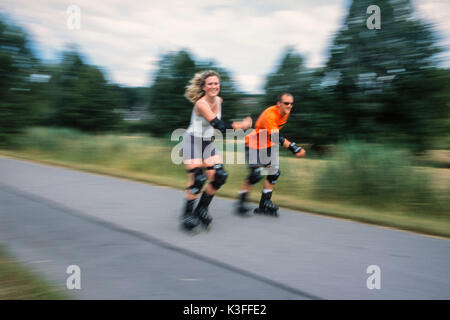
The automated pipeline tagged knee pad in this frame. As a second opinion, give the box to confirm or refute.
[188,167,207,194]
[266,169,281,185]
[247,167,263,185]
[210,164,228,190]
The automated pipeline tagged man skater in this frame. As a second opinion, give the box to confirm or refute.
[236,93,306,217]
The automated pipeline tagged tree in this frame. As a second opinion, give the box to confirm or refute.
[325,0,445,151]
[147,50,197,136]
[0,17,38,144]
[49,51,122,132]
[262,47,307,108]
[262,47,339,149]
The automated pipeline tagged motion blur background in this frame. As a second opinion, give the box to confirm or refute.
[0,0,449,235]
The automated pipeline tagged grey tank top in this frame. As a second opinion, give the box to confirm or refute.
[186,97,222,138]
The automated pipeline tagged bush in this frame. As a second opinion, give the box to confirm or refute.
[314,141,445,215]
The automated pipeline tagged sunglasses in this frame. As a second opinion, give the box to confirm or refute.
[281,102,294,106]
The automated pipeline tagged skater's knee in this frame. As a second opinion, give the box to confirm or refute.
[208,164,228,190]
[187,167,207,194]
[266,169,281,185]
[247,167,263,185]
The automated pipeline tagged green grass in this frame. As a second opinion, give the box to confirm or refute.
[0,245,67,299]
[1,127,449,239]
[313,141,448,214]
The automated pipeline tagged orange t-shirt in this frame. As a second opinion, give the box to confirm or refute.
[245,105,289,149]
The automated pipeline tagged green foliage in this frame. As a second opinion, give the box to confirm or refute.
[0,14,126,138]
[147,50,197,136]
[0,17,38,144]
[147,50,243,136]
[119,86,149,108]
[261,47,341,150]
[0,244,67,299]
[325,0,444,149]
[314,141,447,215]
[48,51,123,132]
[263,47,307,107]
[261,0,448,153]
[2,2,449,155]
[14,127,87,153]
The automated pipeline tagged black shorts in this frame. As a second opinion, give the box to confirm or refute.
[245,145,279,169]
[182,133,216,161]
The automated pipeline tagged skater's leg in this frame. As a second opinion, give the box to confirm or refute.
[254,189,279,216]
[181,162,205,229]
[203,154,224,196]
[254,168,281,216]
[193,156,227,227]
[194,191,214,227]
[183,133,205,199]
[262,179,274,192]
[239,180,252,193]
[235,166,263,214]
[237,180,252,207]
[181,198,200,229]
[185,163,206,199]
[180,132,209,229]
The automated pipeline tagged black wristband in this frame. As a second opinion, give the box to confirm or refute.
[279,136,285,145]
[288,142,302,154]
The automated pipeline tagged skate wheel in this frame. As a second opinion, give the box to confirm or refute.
[236,207,251,216]
[253,208,279,217]
[201,219,212,228]
[181,215,200,229]
[182,222,196,230]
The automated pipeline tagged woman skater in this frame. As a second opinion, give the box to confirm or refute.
[181,70,252,230]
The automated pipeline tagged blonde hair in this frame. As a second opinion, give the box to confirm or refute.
[184,70,220,104]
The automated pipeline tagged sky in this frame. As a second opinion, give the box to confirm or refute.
[0,0,449,93]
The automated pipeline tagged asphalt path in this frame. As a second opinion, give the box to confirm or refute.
[0,156,449,299]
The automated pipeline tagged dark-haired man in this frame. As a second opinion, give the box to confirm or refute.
[236,93,306,216]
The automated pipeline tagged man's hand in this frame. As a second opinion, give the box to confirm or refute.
[295,148,306,158]
[288,142,306,158]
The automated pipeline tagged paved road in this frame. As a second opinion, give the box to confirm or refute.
[0,156,449,299]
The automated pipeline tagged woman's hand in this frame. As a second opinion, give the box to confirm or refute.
[242,116,252,130]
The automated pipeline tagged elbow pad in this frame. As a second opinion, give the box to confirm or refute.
[210,117,233,133]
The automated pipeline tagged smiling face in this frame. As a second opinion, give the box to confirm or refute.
[202,75,220,98]
[277,94,294,116]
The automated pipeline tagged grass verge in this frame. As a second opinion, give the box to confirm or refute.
[0,245,67,299]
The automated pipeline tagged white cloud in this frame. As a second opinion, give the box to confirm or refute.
[1,0,448,90]
[413,0,450,66]
[235,74,265,94]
